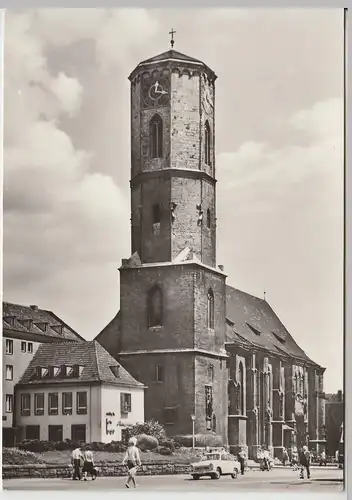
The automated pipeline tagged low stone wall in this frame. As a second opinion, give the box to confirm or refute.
[3,462,193,480]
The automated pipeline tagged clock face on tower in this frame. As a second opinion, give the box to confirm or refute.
[142,73,170,109]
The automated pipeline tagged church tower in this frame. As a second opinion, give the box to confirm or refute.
[118,42,228,442]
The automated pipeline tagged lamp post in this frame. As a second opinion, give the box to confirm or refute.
[191,414,196,450]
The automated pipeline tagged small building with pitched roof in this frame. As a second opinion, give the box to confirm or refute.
[14,340,145,443]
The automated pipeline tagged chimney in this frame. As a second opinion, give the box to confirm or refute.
[219,265,224,272]
[338,390,342,401]
[30,305,38,311]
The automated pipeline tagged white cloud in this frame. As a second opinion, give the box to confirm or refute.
[217,97,343,193]
[49,72,83,117]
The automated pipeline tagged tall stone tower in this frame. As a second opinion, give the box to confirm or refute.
[118,47,228,442]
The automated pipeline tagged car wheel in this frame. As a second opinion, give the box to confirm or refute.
[192,475,200,480]
[212,469,221,480]
[231,468,238,479]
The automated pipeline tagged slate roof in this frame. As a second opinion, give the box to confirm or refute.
[93,283,319,367]
[140,49,206,66]
[3,302,84,341]
[129,49,216,80]
[17,340,145,388]
[225,285,318,365]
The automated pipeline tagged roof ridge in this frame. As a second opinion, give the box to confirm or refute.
[226,284,266,304]
[91,341,102,382]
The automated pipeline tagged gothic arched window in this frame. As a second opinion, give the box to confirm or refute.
[152,204,161,224]
[207,288,214,329]
[204,120,211,166]
[208,364,214,383]
[206,209,211,229]
[238,361,244,415]
[150,114,163,159]
[148,285,163,327]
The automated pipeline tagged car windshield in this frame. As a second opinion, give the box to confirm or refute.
[201,454,220,461]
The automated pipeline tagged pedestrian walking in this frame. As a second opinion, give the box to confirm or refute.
[82,445,97,481]
[299,445,311,479]
[238,448,246,475]
[319,450,327,466]
[71,445,83,481]
[291,448,298,471]
[122,437,141,489]
[263,449,271,471]
[282,447,289,466]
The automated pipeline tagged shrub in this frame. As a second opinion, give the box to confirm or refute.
[102,441,126,453]
[136,434,158,451]
[157,446,173,456]
[18,440,55,453]
[125,420,166,443]
[3,447,45,465]
[173,433,223,449]
[159,439,176,452]
[90,441,106,452]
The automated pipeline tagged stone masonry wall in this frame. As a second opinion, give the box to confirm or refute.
[195,355,228,444]
[3,462,193,480]
[132,176,172,263]
[200,73,215,177]
[170,71,200,171]
[193,267,226,353]
[119,265,195,352]
[120,352,195,436]
[171,176,202,262]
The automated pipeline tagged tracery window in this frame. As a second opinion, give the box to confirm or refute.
[238,362,244,415]
[206,209,211,229]
[204,120,211,166]
[207,288,214,329]
[148,285,163,327]
[150,114,163,158]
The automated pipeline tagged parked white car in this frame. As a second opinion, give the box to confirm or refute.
[191,452,241,480]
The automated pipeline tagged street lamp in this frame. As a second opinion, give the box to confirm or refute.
[191,414,196,450]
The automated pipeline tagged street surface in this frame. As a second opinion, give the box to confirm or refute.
[3,467,344,491]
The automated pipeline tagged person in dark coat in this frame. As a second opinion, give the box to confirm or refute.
[299,445,311,479]
[238,448,246,475]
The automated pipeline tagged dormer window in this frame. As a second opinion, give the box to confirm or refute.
[19,319,33,329]
[78,365,84,377]
[41,367,49,378]
[110,365,119,378]
[36,322,48,332]
[51,325,63,335]
[65,365,74,377]
[3,316,16,327]
[53,367,60,377]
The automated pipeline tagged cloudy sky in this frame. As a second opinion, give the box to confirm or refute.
[3,8,343,392]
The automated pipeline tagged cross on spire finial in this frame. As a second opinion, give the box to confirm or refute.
[169,28,176,49]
